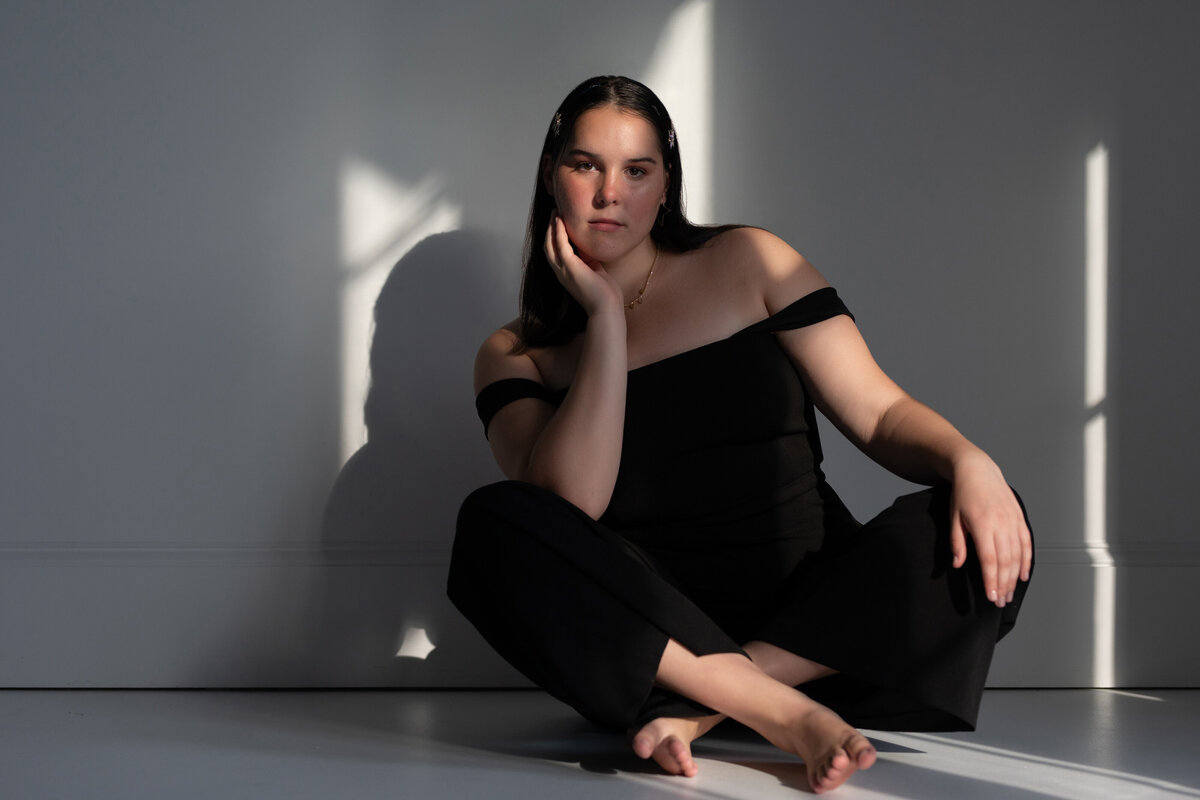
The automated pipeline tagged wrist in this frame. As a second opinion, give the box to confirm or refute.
[950,447,999,483]
[586,303,626,331]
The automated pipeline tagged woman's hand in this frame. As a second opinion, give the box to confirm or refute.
[948,451,1033,608]
[545,211,623,316]
[468,210,629,518]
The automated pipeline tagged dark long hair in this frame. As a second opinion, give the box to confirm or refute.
[518,75,740,348]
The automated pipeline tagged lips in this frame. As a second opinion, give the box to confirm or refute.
[588,218,624,232]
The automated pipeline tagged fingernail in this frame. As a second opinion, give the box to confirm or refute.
[1007,592,1014,604]
[988,589,998,601]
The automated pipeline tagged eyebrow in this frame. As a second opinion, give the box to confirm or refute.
[565,148,659,165]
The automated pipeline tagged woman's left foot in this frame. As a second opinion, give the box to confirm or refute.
[629,714,722,777]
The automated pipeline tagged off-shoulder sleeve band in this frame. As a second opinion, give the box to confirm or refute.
[475,378,565,436]
[743,286,854,334]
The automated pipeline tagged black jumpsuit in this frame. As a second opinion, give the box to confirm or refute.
[448,288,1032,732]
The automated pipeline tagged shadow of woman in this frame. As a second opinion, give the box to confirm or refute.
[311,228,525,687]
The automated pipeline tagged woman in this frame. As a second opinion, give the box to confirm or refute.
[448,75,1032,794]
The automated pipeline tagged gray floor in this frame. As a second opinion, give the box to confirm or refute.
[2,689,1198,799]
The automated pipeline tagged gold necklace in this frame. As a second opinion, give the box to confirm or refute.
[624,245,659,310]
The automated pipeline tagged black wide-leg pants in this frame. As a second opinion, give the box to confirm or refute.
[447,480,1032,732]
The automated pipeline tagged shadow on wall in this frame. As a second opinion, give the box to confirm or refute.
[311,230,521,685]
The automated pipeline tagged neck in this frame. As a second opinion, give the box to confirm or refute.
[601,239,659,299]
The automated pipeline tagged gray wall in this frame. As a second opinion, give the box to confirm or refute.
[2,1,1197,688]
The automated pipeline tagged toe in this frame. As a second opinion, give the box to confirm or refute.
[631,731,655,760]
[667,738,697,777]
[812,749,857,793]
[650,738,683,776]
[848,736,877,769]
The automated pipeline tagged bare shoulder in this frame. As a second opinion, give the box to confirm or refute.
[473,320,543,394]
[703,227,831,314]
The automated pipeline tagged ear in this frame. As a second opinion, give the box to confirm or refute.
[541,154,554,197]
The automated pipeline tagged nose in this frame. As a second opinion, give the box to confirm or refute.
[593,172,620,207]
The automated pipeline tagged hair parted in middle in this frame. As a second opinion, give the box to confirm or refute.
[518,75,741,349]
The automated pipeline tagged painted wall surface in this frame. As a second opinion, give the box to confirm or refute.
[1,1,1197,687]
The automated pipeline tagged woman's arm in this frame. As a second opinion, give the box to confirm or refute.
[475,215,628,519]
[749,230,1031,607]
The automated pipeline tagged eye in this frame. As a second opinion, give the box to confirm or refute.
[626,166,646,178]
[573,161,596,172]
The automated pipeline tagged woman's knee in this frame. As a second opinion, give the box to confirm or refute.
[450,482,546,605]
[459,479,528,516]
[456,480,574,539]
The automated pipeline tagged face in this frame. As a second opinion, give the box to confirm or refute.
[543,105,669,265]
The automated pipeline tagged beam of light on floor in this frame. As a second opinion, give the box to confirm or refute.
[338,156,460,463]
[885,731,1200,799]
[641,0,713,223]
[395,626,437,660]
[1103,689,1164,702]
[1085,143,1114,688]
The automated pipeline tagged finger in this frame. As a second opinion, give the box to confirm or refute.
[544,212,560,266]
[949,514,967,570]
[549,213,573,268]
[1006,519,1023,601]
[975,531,1000,605]
[1019,518,1033,583]
[1003,509,1026,601]
[991,523,1012,606]
[1002,536,1017,603]
[552,215,575,270]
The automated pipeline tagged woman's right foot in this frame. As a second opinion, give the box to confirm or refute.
[767,700,877,793]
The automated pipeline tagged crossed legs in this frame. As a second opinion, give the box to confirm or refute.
[631,639,875,794]
[450,483,1008,793]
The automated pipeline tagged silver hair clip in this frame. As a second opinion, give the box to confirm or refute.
[552,112,563,137]
[667,127,676,150]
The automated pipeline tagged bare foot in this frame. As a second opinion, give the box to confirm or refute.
[767,702,876,794]
[651,642,874,792]
[629,714,723,777]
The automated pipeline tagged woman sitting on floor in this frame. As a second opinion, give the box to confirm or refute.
[448,75,1032,794]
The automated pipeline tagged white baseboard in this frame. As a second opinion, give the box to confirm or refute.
[2,541,1197,687]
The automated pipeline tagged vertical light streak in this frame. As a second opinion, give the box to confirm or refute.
[642,0,714,223]
[1085,147,1108,411]
[1085,144,1114,688]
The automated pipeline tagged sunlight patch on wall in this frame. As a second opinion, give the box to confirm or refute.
[339,156,461,463]
[1085,143,1114,688]
[641,0,713,223]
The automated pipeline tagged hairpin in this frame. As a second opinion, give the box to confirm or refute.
[667,127,676,150]
[552,112,563,137]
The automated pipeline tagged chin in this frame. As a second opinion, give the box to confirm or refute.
[573,232,638,265]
